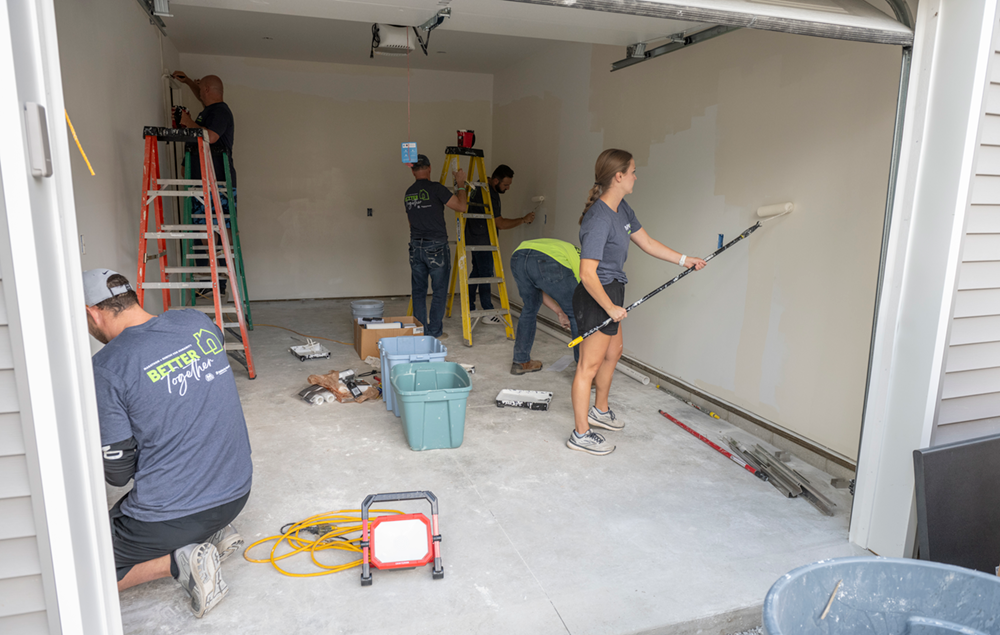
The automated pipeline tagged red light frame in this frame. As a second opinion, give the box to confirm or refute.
[369,513,433,570]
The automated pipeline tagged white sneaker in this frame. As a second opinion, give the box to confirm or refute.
[206,523,243,562]
[566,430,616,455]
[588,405,624,431]
[174,542,228,618]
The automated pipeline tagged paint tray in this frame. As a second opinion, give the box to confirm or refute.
[495,389,553,411]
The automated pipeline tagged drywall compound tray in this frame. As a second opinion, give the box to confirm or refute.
[496,389,552,411]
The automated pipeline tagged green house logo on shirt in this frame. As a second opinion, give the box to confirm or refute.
[194,329,222,356]
[624,222,632,235]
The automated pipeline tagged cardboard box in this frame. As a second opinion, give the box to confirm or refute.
[354,316,424,360]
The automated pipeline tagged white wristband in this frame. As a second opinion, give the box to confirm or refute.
[679,255,687,267]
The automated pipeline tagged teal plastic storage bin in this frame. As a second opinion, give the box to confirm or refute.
[378,336,448,417]
[390,362,471,451]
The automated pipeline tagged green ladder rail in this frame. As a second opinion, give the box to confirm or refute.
[179,150,253,329]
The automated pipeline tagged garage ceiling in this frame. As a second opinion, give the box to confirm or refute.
[163,0,911,72]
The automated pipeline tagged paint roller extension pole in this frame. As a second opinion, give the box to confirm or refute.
[659,410,766,480]
[568,221,763,348]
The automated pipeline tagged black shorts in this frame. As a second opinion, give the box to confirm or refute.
[110,490,250,581]
[573,280,625,337]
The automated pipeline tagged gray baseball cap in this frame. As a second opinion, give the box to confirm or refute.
[83,269,134,306]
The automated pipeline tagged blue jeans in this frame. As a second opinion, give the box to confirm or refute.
[468,249,495,310]
[191,188,235,229]
[510,249,579,364]
[409,239,451,337]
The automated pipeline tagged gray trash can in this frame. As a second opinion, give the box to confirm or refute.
[763,556,1000,634]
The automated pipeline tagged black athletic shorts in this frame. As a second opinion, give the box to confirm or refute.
[573,280,625,337]
[110,490,250,581]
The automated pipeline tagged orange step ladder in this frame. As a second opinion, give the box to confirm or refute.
[136,126,255,378]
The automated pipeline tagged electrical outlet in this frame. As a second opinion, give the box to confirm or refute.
[367,208,373,217]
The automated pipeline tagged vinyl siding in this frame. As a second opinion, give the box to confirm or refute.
[0,273,48,630]
[938,19,1000,445]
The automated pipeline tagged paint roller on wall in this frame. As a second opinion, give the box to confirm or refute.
[567,202,795,348]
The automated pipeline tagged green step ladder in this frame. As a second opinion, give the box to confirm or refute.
[179,150,253,329]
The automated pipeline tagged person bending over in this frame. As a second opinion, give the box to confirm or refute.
[509,238,580,374]
[84,269,252,617]
[568,150,706,456]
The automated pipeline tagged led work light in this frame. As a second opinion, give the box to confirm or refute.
[360,491,443,586]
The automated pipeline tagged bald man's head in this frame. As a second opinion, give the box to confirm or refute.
[199,75,224,105]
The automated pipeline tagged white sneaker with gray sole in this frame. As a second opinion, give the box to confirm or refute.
[566,430,616,455]
[207,524,243,562]
[174,542,228,618]
[588,405,624,431]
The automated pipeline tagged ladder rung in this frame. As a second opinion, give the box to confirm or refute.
[461,214,493,219]
[141,282,214,289]
[172,304,239,313]
[224,342,245,351]
[164,266,229,274]
[190,214,232,219]
[160,224,210,232]
[145,232,208,239]
[147,190,211,197]
[466,245,498,252]
[185,252,232,259]
[467,277,503,284]
[157,179,228,189]
[469,309,509,318]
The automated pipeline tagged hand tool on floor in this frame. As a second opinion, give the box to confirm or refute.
[659,410,767,480]
[339,369,363,398]
[569,203,794,348]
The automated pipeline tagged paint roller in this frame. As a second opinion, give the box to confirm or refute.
[567,202,794,348]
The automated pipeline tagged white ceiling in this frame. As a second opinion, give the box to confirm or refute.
[164,0,707,72]
[163,0,908,73]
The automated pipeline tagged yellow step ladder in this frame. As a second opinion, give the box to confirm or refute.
[442,147,514,346]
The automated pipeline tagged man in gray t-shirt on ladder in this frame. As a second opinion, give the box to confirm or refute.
[84,269,253,618]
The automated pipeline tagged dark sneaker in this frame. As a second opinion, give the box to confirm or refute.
[511,360,543,375]
[588,405,624,431]
[207,524,243,562]
[566,430,615,455]
[483,315,504,325]
[435,333,448,341]
[174,542,228,618]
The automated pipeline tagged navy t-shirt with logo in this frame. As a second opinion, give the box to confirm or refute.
[404,179,453,241]
[186,101,237,189]
[579,198,643,285]
[92,309,253,522]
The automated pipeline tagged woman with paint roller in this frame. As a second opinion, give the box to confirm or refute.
[567,149,706,456]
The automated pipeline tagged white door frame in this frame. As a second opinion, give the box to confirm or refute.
[850,0,1000,558]
[0,0,122,632]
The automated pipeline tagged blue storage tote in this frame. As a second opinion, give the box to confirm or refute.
[390,362,471,451]
[378,336,447,417]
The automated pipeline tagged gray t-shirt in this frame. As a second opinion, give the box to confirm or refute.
[579,198,643,284]
[93,309,253,522]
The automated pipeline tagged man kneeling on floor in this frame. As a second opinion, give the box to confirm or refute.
[84,269,253,618]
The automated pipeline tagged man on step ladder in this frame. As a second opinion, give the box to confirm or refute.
[465,164,535,324]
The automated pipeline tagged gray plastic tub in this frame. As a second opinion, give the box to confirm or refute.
[763,556,1000,634]
[351,299,384,320]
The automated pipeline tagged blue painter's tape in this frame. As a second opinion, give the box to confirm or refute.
[718,234,724,249]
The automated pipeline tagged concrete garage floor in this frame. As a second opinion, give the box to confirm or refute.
[114,298,867,634]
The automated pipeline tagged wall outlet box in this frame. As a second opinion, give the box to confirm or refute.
[367,208,373,216]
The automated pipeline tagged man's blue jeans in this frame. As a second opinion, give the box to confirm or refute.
[409,239,451,338]
[510,249,579,364]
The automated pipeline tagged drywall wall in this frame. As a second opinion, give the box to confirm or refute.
[55,0,179,319]
[176,54,493,301]
[492,32,901,459]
